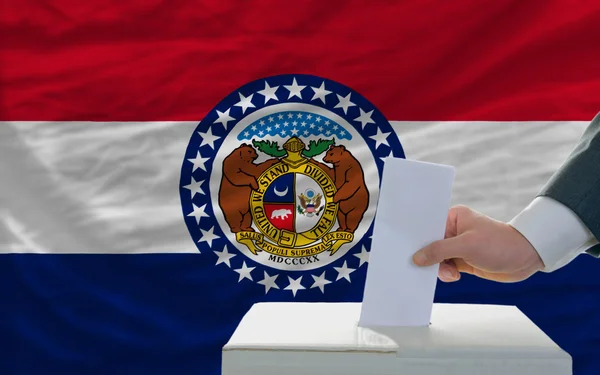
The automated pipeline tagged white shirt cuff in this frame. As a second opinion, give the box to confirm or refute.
[508,196,599,272]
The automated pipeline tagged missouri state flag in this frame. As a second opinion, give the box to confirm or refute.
[1,1,600,375]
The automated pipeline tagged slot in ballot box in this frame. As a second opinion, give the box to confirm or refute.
[222,302,571,375]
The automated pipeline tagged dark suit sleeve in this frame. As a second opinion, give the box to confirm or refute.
[538,112,600,258]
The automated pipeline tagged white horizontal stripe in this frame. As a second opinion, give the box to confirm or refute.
[0,121,588,254]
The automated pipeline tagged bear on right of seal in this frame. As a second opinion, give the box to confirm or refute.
[317,145,369,233]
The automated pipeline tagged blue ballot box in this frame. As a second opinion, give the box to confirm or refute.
[222,302,571,375]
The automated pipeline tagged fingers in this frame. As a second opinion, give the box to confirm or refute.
[438,260,460,282]
[413,205,475,267]
[445,208,458,238]
[451,259,530,283]
[444,205,471,238]
[412,234,474,267]
[451,258,475,275]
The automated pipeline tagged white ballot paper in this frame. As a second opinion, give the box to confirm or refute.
[359,157,455,327]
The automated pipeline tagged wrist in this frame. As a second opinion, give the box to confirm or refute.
[507,224,545,273]
[508,196,596,272]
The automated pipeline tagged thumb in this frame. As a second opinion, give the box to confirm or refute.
[412,235,473,266]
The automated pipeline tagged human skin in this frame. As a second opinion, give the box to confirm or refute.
[412,205,545,283]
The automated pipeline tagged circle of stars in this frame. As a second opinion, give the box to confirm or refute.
[180,75,404,297]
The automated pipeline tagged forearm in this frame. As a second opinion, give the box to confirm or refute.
[510,112,600,272]
[509,197,599,272]
[538,112,600,248]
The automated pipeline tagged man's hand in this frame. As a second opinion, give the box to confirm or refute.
[412,205,545,283]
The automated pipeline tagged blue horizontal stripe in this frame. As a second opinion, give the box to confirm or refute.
[1,254,599,375]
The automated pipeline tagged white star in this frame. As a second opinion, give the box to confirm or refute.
[197,127,220,149]
[197,226,220,247]
[234,261,255,282]
[214,245,236,267]
[187,151,210,172]
[291,127,298,135]
[310,82,331,104]
[213,109,235,129]
[334,261,355,282]
[257,271,280,294]
[187,203,209,225]
[354,245,370,267]
[182,176,205,197]
[369,128,391,149]
[310,271,332,293]
[257,82,279,104]
[335,93,356,114]
[284,78,306,99]
[234,93,255,114]
[284,276,305,297]
[354,108,375,129]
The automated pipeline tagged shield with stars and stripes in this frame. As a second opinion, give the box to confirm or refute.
[180,74,405,295]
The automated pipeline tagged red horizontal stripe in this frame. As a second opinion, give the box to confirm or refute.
[2,0,600,121]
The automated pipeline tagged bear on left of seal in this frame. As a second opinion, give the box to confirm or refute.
[218,144,279,233]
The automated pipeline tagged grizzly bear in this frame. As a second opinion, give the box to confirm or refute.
[313,145,369,233]
[219,144,279,233]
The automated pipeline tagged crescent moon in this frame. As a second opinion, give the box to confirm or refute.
[274,186,288,197]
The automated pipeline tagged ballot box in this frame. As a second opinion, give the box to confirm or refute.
[222,302,571,375]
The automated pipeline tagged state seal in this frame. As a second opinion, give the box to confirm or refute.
[179,74,405,296]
